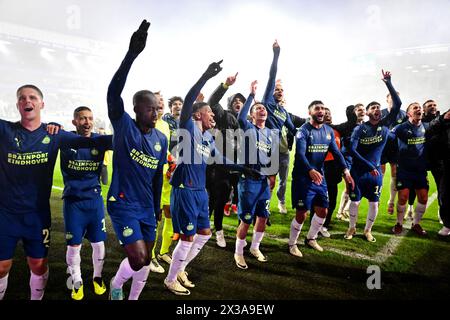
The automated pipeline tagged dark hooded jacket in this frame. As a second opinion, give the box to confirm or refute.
[423,111,440,124]
[330,105,358,154]
[207,83,246,162]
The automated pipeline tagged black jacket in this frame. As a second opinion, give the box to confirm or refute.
[426,112,450,168]
[330,105,358,153]
[207,83,244,163]
[287,113,307,151]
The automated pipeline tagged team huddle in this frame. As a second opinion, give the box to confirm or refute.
[1,20,449,300]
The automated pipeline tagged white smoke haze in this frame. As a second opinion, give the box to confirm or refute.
[0,0,449,128]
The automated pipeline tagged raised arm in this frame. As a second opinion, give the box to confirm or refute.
[208,73,238,121]
[381,70,402,127]
[237,80,257,130]
[180,60,223,127]
[262,40,280,105]
[107,20,150,120]
[58,131,113,150]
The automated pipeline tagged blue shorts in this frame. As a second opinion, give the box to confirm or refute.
[238,178,271,224]
[170,187,210,237]
[63,197,107,245]
[0,211,51,260]
[396,169,429,191]
[291,177,329,211]
[107,202,156,246]
[349,169,383,202]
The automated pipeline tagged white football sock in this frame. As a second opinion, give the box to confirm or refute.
[288,218,303,246]
[91,241,105,279]
[365,202,378,231]
[397,203,406,224]
[388,177,397,204]
[235,238,247,255]
[180,234,211,272]
[250,231,265,250]
[30,269,49,300]
[66,245,82,284]
[349,201,360,229]
[166,240,192,282]
[338,191,349,214]
[307,215,325,240]
[128,265,150,300]
[414,202,427,225]
[0,273,8,300]
[112,258,135,289]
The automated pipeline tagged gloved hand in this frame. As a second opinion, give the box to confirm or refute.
[166,154,177,179]
[129,19,151,55]
[203,60,223,79]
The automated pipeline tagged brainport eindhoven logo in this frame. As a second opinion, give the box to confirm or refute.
[170,128,281,175]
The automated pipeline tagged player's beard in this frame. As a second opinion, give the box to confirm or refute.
[312,114,324,124]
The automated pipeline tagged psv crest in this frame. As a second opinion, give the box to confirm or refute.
[42,136,51,144]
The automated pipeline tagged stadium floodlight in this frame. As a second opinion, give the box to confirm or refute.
[40,47,55,61]
[0,40,11,55]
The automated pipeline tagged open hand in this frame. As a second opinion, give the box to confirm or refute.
[309,169,323,185]
[250,80,258,95]
[382,69,392,82]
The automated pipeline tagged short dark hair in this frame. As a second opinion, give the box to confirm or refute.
[16,84,44,99]
[366,101,380,110]
[406,102,419,113]
[423,99,435,107]
[73,106,92,118]
[168,96,184,109]
[308,100,324,110]
[250,102,264,114]
[193,102,209,113]
[133,90,155,106]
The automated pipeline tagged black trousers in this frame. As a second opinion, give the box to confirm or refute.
[206,165,240,231]
[311,160,342,228]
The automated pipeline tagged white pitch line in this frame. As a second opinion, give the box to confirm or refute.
[52,185,64,191]
[373,192,438,264]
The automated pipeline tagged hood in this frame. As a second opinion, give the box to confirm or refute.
[227,93,246,115]
[346,105,357,123]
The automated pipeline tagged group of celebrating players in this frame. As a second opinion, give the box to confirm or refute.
[1,20,449,301]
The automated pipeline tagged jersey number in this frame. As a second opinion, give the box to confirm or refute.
[374,185,382,196]
[42,228,50,248]
[101,218,106,232]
